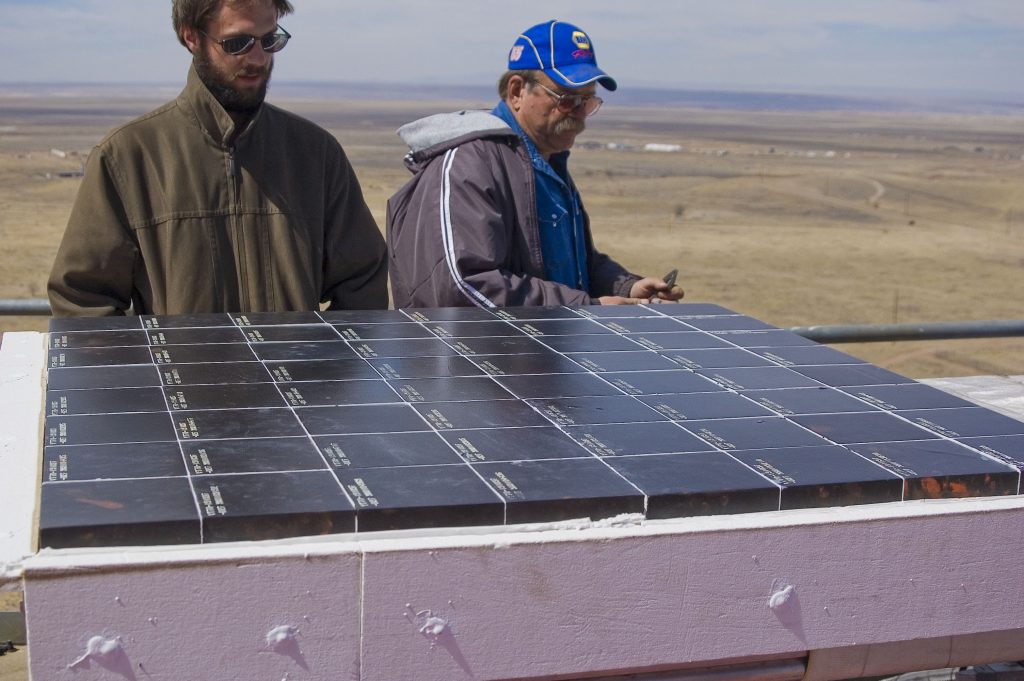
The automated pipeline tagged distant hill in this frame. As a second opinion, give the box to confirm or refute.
[2,81,1022,115]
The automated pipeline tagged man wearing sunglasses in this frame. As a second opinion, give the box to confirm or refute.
[387,20,683,308]
[48,0,387,316]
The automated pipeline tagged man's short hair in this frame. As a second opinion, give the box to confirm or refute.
[497,70,543,100]
[172,0,295,48]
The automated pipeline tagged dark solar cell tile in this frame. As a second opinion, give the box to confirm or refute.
[846,440,1020,499]
[791,412,940,444]
[742,387,878,416]
[231,311,325,327]
[496,373,622,399]
[414,399,549,429]
[714,330,819,348]
[696,366,824,391]
[319,309,412,324]
[334,322,434,340]
[684,315,777,331]
[792,364,915,387]
[49,346,154,369]
[600,318,693,333]
[730,445,903,509]
[243,325,341,343]
[164,383,286,411]
[661,348,775,370]
[175,408,305,441]
[446,335,547,355]
[898,407,1024,439]
[569,351,680,373]
[196,471,355,542]
[280,380,400,407]
[389,376,514,402]
[151,343,256,365]
[626,332,733,351]
[49,316,143,332]
[251,340,359,361]
[566,421,716,456]
[352,338,458,359]
[653,304,737,317]
[473,458,644,524]
[147,327,246,345]
[752,345,865,367]
[513,318,611,336]
[495,306,583,320]
[296,404,429,435]
[441,427,590,463]
[683,417,831,451]
[538,334,644,353]
[46,364,163,390]
[43,441,187,482]
[49,330,149,349]
[403,307,500,322]
[603,370,725,396]
[162,362,273,386]
[47,386,168,416]
[955,435,1024,472]
[846,384,979,411]
[141,313,234,329]
[606,452,780,518]
[46,412,177,446]
[181,437,326,475]
[577,305,659,318]
[39,477,198,548]
[638,392,774,421]
[473,352,588,376]
[426,320,525,338]
[368,355,484,379]
[528,395,666,426]
[316,432,463,469]
[268,359,380,382]
[337,465,503,532]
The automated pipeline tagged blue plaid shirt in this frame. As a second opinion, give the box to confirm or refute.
[492,101,590,293]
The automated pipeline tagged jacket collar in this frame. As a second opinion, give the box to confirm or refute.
[177,65,263,147]
[491,100,570,170]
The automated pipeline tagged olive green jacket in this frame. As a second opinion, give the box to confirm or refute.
[48,67,387,316]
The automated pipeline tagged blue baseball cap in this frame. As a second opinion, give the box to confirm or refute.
[508,20,618,91]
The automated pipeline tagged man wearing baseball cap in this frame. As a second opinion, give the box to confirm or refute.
[387,20,684,308]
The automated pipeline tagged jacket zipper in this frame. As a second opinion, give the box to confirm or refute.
[227,145,249,310]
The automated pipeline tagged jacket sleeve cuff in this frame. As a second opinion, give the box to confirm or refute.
[613,276,641,298]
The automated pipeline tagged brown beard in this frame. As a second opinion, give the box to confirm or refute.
[193,46,273,115]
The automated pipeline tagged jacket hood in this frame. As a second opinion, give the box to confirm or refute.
[399,110,515,170]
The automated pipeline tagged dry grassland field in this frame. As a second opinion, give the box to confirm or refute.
[1,91,1022,378]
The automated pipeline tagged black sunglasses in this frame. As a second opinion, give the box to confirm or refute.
[201,26,291,55]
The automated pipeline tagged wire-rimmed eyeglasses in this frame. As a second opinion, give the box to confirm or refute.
[531,81,603,117]
[201,26,291,55]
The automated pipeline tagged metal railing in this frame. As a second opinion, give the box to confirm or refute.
[789,319,1024,343]
[0,299,50,316]
[2,298,1023,344]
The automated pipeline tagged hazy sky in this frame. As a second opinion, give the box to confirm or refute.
[4,0,1023,97]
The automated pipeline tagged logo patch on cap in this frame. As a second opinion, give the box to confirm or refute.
[570,31,593,60]
[509,45,524,62]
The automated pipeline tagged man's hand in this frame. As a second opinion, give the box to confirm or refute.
[629,276,685,302]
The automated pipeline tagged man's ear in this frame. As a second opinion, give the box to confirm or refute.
[507,75,528,109]
[181,26,201,54]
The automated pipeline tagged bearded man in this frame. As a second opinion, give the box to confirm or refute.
[48,0,387,316]
[387,20,684,308]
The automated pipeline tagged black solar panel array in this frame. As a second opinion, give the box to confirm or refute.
[41,304,1024,548]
